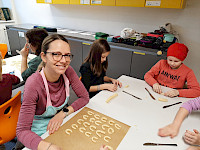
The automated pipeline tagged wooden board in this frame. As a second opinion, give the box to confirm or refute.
[45,107,130,150]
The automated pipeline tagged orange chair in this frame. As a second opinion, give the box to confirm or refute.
[0,43,8,59]
[0,91,21,144]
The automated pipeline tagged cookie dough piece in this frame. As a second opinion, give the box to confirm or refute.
[71,124,78,129]
[83,122,90,127]
[65,129,72,135]
[158,97,168,102]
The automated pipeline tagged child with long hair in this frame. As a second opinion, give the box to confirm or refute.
[80,39,122,98]
[0,52,20,105]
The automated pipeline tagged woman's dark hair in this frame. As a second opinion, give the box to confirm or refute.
[38,34,69,71]
[84,39,110,77]
[26,28,48,56]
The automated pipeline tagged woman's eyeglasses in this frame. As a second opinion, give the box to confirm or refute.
[46,52,74,61]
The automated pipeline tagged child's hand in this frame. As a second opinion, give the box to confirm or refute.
[184,129,200,145]
[158,123,179,138]
[153,83,162,94]
[20,43,30,58]
[164,89,179,97]
[105,83,118,92]
[111,79,122,88]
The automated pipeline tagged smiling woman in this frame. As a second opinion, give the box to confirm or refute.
[16,34,89,150]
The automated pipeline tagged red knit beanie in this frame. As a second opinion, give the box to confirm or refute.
[167,43,189,61]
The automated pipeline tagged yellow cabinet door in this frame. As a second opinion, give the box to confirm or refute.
[52,0,70,4]
[70,0,90,5]
[116,0,145,7]
[145,0,186,9]
[91,0,115,6]
[36,0,45,3]
[161,0,186,9]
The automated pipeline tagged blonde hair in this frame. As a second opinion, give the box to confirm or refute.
[0,52,2,81]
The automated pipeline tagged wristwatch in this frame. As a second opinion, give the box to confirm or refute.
[62,107,69,117]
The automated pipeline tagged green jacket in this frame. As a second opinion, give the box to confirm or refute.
[21,56,42,81]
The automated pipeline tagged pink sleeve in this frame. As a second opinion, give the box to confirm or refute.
[144,60,162,86]
[66,66,89,111]
[181,97,200,113]
[16,75,42,150]
[178,70,200,98]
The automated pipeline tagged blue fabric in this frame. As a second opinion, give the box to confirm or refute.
[31,96,69,136]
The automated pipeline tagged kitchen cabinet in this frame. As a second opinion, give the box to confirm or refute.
[36,0,53,3]
[116,0,145,7]
[67,39,83,76]
[52,0,69,4]
[130,51,166,79]
[82,41,92,61]
[70,0,90,5]
[6,24,167,81]
[145,0,186,9]
[91,0,115,6]
[107,47,132,79]
[36,0,45,3]
[6,28,26,56]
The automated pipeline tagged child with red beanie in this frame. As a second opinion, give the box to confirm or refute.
[144,43,200,98]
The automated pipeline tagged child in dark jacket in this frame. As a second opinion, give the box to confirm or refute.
[0,52,20,105]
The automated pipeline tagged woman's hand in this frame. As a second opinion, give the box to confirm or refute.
[153,83,162,94]
[111,79,122,88]
[99,145,108,150]
[20,43,29,58]
[164,89,179,98]
[38,141,62,150]
[158,123,180,138]
[47,111,65,135]
[48,144,62,150]
[184,129,200,145]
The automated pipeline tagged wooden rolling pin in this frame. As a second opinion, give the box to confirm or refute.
[106,93,118,103]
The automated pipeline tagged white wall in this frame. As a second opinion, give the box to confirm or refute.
[12,0,200,82]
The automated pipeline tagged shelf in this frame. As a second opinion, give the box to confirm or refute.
[0,20,15,23]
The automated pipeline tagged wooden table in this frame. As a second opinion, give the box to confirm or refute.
[24,75,199,150]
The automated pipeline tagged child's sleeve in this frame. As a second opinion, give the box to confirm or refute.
[178,70,200,98]
[9,74,20,85]
[181,96,200,113]
[144,60,162,87]
[79,65,92,92]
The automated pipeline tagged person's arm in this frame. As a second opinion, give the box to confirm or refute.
[16,76,43,150]
[158,107,189,138]
[67,66,89,111]
[158,96,200,138]
[21,56,42,81]
[9,74,20,85]
[20,43,29,74]
[144,60,162,87]
[178,70,200,98]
